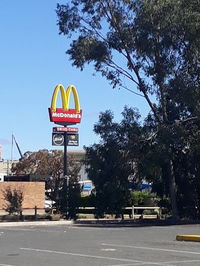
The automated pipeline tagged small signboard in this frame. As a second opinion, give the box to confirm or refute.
[68,133,79,146]
[52,132,79,146]
[53,127,78,133]
[52,133,64,146]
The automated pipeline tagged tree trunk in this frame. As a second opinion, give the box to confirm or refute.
[168,159,179,221]
[54,178,60,212]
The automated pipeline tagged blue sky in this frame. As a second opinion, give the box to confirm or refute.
[0,0,150,160]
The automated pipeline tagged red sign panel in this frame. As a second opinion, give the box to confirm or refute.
[49,108,82,124]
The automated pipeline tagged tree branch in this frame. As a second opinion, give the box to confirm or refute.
[104,0,161,122]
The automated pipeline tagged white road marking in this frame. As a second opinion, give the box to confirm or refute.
[108,264,158,266]
[20,248,140,263]
[166,259,200,264]
[108,264,165,266]
[108,259,200,266]
[0,264,16,266]
[102,243,200,255]
[4,228,66,233]
[101,248,116,251]
[20,247,174,266]
[108,264,142,266]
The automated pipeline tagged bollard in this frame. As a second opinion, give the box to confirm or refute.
[132,206,135,219]
[34,206,37,220]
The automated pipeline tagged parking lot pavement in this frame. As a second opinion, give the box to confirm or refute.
[0,224,200,266]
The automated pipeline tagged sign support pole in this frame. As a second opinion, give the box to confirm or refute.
[49,84,82,220]
[64,129,67,177]
[63,126,69,219]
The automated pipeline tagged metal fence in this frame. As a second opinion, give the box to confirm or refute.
[77,206,161,219]
[0,206,162,220]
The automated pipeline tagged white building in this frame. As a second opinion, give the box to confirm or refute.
[0,160,17,182]
[68,149,88,182]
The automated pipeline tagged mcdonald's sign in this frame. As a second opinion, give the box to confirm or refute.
[48,84,83,124]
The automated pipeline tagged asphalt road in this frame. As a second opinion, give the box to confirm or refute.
[0,223,200,266]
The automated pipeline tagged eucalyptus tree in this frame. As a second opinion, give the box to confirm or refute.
[57,0,200,219]
[85,107,141,217]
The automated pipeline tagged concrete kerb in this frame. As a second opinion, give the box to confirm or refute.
[0,218,157,228]
[0,218,199,229]
[0,219,152,228]
[176,235,200,242]
[0,220,74,227]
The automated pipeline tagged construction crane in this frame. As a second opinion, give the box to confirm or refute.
[12,134,24,160]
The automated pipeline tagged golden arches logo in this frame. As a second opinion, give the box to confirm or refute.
[49,84,82,124]
[51,84,80,112]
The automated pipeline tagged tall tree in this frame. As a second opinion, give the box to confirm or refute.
[12,149,82,216]
[85,108,141,217]
[57,0,200,219]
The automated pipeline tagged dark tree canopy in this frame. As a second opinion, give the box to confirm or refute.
[57,0,200,219]
[57,0,200,121]
[85,107,142,217]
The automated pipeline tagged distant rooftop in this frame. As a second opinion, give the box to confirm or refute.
[68,149,86,154]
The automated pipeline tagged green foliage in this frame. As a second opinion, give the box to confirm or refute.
[129,192,158,206]
[68,176,81,219]
[60,177,81,219]
[130,192,149,206]
[79,195,95,207]
[57,0,200,219]
[2,187,23,215]
[158,197,171,215]
[59,157,82,219]
[142,209,158,215]
[85,108,141,217]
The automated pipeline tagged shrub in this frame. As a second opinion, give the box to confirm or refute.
[2,187,23,215]
[129,191,159,206]
[142,209,158,215]
[79,194,96,207]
